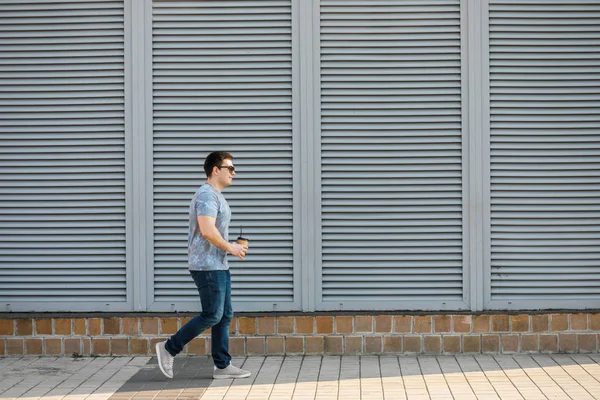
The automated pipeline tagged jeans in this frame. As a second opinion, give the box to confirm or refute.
[165,270,232,369]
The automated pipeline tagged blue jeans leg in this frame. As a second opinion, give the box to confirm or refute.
[165,270,231,367]
[211,270,232,369]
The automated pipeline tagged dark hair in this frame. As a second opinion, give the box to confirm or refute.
[204,151,233,177]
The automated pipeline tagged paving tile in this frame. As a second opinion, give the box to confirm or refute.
[399,357,429,400]
[437,356,477,400]
[455,355,501,400]
[315,356,340,400]
[418,356,453,400]
[531,354,594,400]
[379,356,406,400]
[512,355,570,400]
[1,354,600,399]
[338,356,360,400]
[361,356,384,400]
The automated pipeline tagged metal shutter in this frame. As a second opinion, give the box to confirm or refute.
[319,0,464,309]
[0,0,128,310]
[151,1,295,311]
[489,1,600,306]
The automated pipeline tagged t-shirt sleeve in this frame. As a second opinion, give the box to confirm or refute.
[195,190,219,218]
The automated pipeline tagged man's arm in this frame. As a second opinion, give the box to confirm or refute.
[197,215,247,260]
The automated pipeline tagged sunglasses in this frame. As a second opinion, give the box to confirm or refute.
[217,165,235,173]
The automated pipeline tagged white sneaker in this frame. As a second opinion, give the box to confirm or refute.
[155,341,174,379]
[213,364,251,379]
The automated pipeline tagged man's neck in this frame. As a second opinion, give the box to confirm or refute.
[206,179,224,192]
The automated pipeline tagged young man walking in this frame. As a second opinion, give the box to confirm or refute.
[156,151,251,380]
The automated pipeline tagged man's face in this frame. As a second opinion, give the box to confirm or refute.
[213,158,235,187]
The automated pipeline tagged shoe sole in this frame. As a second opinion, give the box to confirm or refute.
[213,372,251,379]
[155,342,173,379]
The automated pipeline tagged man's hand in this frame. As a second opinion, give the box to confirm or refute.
[229,242,249,260]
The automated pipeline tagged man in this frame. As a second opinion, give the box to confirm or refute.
[156,151,251,380]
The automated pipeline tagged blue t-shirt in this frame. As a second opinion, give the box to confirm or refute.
[188,183,231,271]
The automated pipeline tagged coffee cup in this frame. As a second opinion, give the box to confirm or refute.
[237,236,249,247]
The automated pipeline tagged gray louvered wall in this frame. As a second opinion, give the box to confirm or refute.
[489,1,600,303]
[151,1,295,309]
[319,0,464,306]
[0,0,128,308]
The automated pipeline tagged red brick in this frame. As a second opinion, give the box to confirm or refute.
[434,316,451,333]
[463,336,480,353]
[424,336,441,354]
[35,319,52,335]
[16,319,33,336]
[501,335,519,353]
[0,319,13,335]
[73,319,86,335]
[365,336,382,354]
[443,336,461,353]
[473,315,490,333]
[159,318,177,335]
[325,336,343,354]
[316,316,334,334]
[590,314,600,331]
[238,317,256,335]
[414,316,431,334]
[571,314,588,331]
[482,335,499,353]
[92,338,110,355]
[306,336,324,354]
[384,336,403,353]
[285,336,304,354]
[247,337,265,355]
[532,315,549,332]
[103,318,120,335]
[229,337,245,356]
[141,318,158,335]
[45,338,62,355]
[355,316,373,333]
[7,338,23,355]
[336,316,354,334]
[229,317,237,335]
[492,315,509,332]
[88,318,101,336]
[579,334,597,353]
[267,337,284,354]
[187,338,206,355]
[540,335,558,353]
[55,319,72,335]
[296,317,314,334]
[111,338,128,356]
[511,315,529,333]
[82,338,91,356]
[122,318,139,335]
[521,334,539,352]
[453,316,471,333]
[258,317,276,335]
[394,316,412,333]
[551,314,569,331]
[25,338,43,355]
[375,316,392,333]
[131,339,148,355]
[64,338,81,355]
[277,317,294,334]
[345,336,363,354]
[403,336,422,353]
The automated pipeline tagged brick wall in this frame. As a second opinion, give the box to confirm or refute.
[1,313,599,356]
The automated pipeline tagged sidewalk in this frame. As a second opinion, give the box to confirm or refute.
[1,354,600,400]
